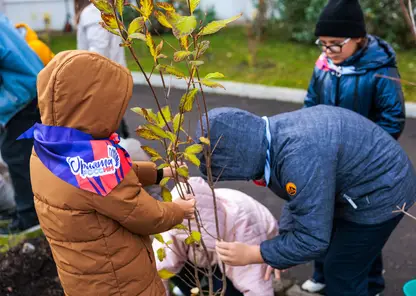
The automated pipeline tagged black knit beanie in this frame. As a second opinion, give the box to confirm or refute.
[315,0,367,38]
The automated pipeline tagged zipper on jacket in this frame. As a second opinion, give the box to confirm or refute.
[343,194,358,209]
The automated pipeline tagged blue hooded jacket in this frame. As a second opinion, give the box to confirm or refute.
[0,13,43,127]
[305,35,405,139]
[196,106,416,269]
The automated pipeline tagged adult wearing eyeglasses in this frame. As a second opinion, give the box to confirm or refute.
[302,0,405,295]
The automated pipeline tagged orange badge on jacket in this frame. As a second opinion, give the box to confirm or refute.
[286,182,297,196]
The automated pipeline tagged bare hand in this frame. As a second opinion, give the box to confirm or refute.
[164,161,189,182]
[216,241,263,266]
[265,265,286,281]
[173,194,195,219]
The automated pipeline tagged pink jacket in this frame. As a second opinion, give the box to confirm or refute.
[152,177,278,296]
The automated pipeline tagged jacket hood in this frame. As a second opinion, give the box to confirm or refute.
[342,35,397,71]
[195,107,267,181]
[37,50,133,138]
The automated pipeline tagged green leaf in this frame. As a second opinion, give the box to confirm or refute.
[140,0,153,20]
[174,51,192,62]
[101,13,119,29]
[156,40,163,56]
[155,64,186,78]
[191,231,201,243]
[194,40,210,58]
[145,124,169,139]
[185,235,195,245]
[141,146,161,158]
[156,2,175,11]
[128,17,144,35]
[116,0,124,17]
[184,153,201,167]
[166,240,173,245]
[158,269,176,280]
[136,126,160,140]
[177,166,189,178]
[166,131,177,143]
[131,107,158,123]
[151,156,162,162]
[154,234,164,243]
[154,10,172,29]
[173,113,184,133]
[161,186,172,202]
[129,33,146,41]
[157,163,169,170]
[190,0,200,14]
[205,72,225,80]
[198,13,242,36]
[199,137,210,145]
[146,33,157,61]
[190,60,204,67]
[157,105,172,127]
[160,177,170,187]
[185,144,203,154]
[91,0,113,14]
[157,248,166,261]
[200,79,225,89]
[171,15,197,39]
[180,36,189,50]
[172,224,188,230]
[179,88,198,112]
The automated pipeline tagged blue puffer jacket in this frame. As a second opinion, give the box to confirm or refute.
[0,13,43,127]
[305,35,405,139]
[196,106,416,270]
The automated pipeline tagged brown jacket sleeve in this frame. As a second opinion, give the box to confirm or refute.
[87,170,184,236]
[132,161,158,187]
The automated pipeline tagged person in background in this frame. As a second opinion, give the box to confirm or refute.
[74,0,130,138]
[0,13,44,235]
[153,177,279,296]
[303,0,406,294]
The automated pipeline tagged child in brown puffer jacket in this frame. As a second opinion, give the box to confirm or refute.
[22,50,195,296]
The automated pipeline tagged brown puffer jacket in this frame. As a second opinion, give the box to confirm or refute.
[30,50,184,296]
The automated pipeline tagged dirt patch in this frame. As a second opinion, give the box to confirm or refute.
[0,236,63,296]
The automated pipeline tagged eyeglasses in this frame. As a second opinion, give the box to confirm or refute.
[315,38,351,53]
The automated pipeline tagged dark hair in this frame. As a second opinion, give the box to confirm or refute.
[74,0,92,24]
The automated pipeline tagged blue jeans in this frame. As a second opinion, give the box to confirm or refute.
[312,215,403,296]
[0,99,40,228]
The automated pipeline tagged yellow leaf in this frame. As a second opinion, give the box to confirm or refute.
[171,15,197,39]
[154,234,164,243]
[141,146,161,158]
[154,10,172,29]
[190,60,204,67]
[191,231,201,243]
[160,177,170,187]
[172,224,188,230]
[116,0,124,17]
[91,0,112,14]
[158,269,175,280]
[156,64,186,78]
[166,131,177,143]
[157,105,172,127]
[146,33,157,61]
[194,40,210,58]
[198,13,242,36]
[101,13,118,29]
[157,163,169,170]
[151,156,162,162]
[100,22,121,36]
[129,32,146,41]
[177,167,189,178]
[131,107,158,123]
[128,17,144,35]
[161,186,172,202]
[136,126,160,140]
[172,113,184,133]
[185,235,195,245]
[180,36,189,50]
[157,248,166,261]
[190,0,200,14]
[156,54,168,59]
[140,0,153,20]
[185,144,203,154]
[201,79,225,89]
[205,72,225,79]
[145,123,169,139]
[179,88,198,112]
[184,153,201,167]
[156,2,175,11]
[174,51,192,62]
[199,137,210,145]
[156,40,164,56]
[166,240,173,245]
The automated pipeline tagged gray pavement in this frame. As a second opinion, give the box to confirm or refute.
[126,85,416,296]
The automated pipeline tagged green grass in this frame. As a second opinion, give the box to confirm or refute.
[49,27,416,102]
